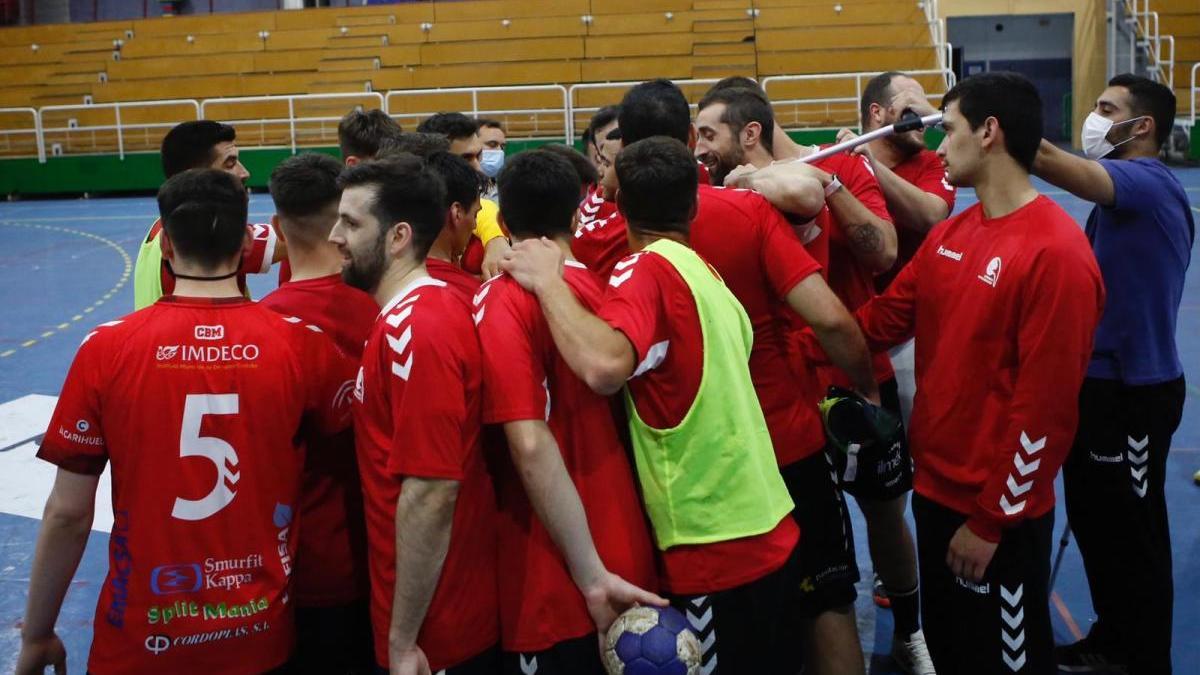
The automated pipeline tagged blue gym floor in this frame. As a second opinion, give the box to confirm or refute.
[0,173,1197,673]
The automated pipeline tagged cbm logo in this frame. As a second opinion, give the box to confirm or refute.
[150,563,202,595]
[194,325,225,340]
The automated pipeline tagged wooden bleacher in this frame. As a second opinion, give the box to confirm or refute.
[0,0,946,156]
[1154,0,1199,121]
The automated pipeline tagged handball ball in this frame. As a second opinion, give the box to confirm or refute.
[603,605,702,675]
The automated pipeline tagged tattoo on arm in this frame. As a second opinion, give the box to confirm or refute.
[846,221,884,254]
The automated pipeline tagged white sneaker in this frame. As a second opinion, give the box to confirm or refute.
[892,629,937,675]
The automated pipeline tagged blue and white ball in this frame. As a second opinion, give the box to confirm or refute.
[603,605,701,675]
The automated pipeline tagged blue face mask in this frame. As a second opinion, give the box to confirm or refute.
[480,148,505,178]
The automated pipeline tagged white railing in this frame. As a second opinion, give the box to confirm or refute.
[384,85,570,143]
[761,68,957,131]
[1190,62,1199,127]
[1125,0,1175,87]
[922,0,948,75]
[2,69,960,163]
[38,99,200,159]
[201,92,385,154]
[0,108,44,163]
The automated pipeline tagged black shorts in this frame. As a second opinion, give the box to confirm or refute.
[374,645,499,675]
[666,543,803,675]
[781,450,859,616]
[292,599,375,674]
[829,377,913,501]
[502,633,603,675]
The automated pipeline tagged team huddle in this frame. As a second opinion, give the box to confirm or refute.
[14,69,1193,675]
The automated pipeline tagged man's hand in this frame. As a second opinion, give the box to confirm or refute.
[722,163,760,188]
[500,238,564,295]
[481,237,512,281]
[946,524,999,583]
[581,570,669,636]
[15,635,66,675]
[890,90,937,119]
[389,644,431,675]
[835,128,872,159]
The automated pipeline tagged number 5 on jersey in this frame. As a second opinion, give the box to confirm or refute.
[172,394,240,521]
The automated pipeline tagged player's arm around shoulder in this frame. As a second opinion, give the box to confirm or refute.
[1032,139,1116,207]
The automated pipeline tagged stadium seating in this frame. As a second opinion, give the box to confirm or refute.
[1154,0,1199,120]
[0,0,947,156]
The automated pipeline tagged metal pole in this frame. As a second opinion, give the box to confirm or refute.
[792,112,943,165]
[34,109,45,164]
[288,98,296,154]
[1049,523,1073,591]
[115,105,124,160]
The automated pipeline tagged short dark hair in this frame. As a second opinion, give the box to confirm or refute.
[157,168,248,270]
[605,127,622,141]
[614,137,698,236]
[1108,73,1177,147]
[336,156,447,260]
[619,79,691,145]
[160,120,237,179]
[423,150,483,212]
[582,105,620,148]
[268,153,342,248]
[942,72,1042,172]
[269,152,342,220]
[497,150,581,239]
[376,131,451,160]
[860,71,904,128]
[416,112,479,142]
[539,143,599,188]
[337,109,403,160]
[697,86,776,152]
[477,118,504,131]
[710,76,761,94]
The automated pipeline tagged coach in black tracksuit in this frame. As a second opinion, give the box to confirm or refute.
[1034,74,1194,674]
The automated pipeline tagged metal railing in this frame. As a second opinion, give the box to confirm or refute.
[1190,62,1199,128]
[0,108,44,163]
[3,67,959,163]
[200,92,385,154]
[1125,0,1175,88]
[38,99,200,159]
[384,85,570,143]
[762,68,957,131]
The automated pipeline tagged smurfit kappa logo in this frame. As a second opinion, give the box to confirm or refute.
[150,563,203,595]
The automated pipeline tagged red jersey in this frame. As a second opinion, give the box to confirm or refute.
[597,250,800,595]
[427,256,482,301]
[354,276,498,670]
[579,185,620,230]
[805,150,896,385]
[852,196,1104,541]
[259,274,378,607]
[146,219,277,297]
[475,262,658,651]
[876,149,956,292]
[38,297,355,675]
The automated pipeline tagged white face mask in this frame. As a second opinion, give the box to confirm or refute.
[480,148,505,178]
[1081,112,1145,160]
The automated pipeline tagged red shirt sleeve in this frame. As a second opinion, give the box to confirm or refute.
[239,223,277,276]
[596,253,666,365]
[757,197,823,295]
[841,155,893,223]
[385,308,473,481]
[37,328,112,475]
[914,153,956,212]
[966,242,1105,542]
[475,278,547,424]
[291,320,356,437]
[853,227,927,352]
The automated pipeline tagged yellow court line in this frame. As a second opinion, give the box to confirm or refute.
[0,222,132,359]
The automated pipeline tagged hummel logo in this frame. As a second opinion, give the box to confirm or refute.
[936,245,963,261]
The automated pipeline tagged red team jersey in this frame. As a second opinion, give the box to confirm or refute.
[876,149,956,292]
[354,276,498,670]
[259,274,379,607]
[574,184,828,465]
[802,151,897,385]
[851,197,1104,541]
[38,297,354,675]
[474,261,658,652]
[597,250,800,595]
[146,219,277,296]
